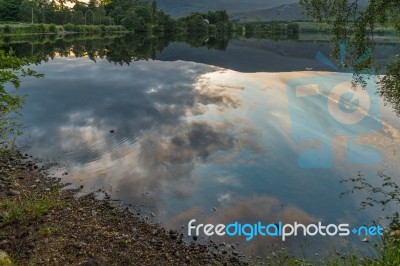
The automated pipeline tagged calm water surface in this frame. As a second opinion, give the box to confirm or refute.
[10,35,400,258]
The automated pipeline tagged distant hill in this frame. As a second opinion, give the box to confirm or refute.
[156,0,370,21]
[156,0,298,17]
[231,3,306,22]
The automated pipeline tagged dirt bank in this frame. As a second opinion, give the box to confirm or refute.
[0,149,245,265]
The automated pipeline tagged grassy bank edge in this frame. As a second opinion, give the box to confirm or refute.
[0,23,128,36]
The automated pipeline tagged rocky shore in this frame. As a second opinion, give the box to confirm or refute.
[0,149,245,265]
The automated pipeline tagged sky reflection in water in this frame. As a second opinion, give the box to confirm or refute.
[18,56,400,258]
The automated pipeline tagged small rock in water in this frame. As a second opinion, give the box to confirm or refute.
[7,189,20,196]
[212,207,217,212]
[305,67,313,70]
[110,129,116,133]
[362,238,369,243]
[151,213,155,217]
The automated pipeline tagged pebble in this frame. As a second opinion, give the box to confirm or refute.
[362,238,369,242]
[7,189,20,196]
[212,207,217,212]
[44,188,51,192]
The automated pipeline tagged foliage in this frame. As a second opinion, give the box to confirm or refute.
[287,23,300,35]
[341,171,400,217]
[299,0,400,115]
[0,190,59,225]
[177,11,232,36]
[380,59,400,115]
[0,47,42,139]
[0,1,234,37]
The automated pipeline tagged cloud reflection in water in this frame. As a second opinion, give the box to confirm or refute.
[19,57,400,258]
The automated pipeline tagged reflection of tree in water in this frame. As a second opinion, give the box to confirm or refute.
[300,0,400,116]
[0,33,231,66]
[0,48,42,142]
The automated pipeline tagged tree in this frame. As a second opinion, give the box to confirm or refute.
[135,5,152,24]
[88,0,97,10]
[74,1,88,13]
[109,6,124,25]
[85,9,94,25]
[300,0,400,114]
[72,10,84,25]
[151,0,157,17]
[185,13,209,35]
[287,23,300,35]
[0,0,23,22]
[121,8,145,31]
[93,6,106,25]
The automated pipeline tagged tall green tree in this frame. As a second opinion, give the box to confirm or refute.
[0,0,23,22]
[85,9,94,25]
[72,10,84,24]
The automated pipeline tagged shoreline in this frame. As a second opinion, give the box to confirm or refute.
[0,149,244,265]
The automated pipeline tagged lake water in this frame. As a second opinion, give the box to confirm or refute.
[6,34,400,259]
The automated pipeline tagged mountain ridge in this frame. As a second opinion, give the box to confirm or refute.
[155,0,298,17]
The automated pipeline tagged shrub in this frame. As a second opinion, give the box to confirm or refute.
[49,24,58,33]
[64,23,76,32]
[4,25,12,34]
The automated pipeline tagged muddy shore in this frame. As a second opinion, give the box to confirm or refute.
[0,149,245,265]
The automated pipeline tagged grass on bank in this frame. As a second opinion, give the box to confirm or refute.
[262,238,400,266]
[0,189,60,225]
